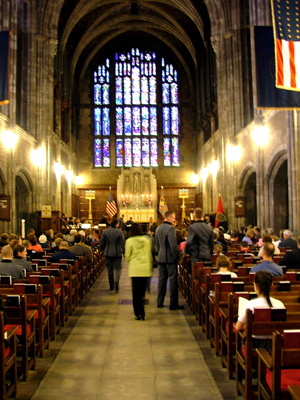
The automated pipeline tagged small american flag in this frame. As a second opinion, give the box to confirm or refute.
[106,190,117,217]
[271,0,300,91]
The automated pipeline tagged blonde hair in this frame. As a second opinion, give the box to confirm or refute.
[214,244,223,256]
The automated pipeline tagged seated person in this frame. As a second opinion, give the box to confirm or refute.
[236,270,284,351]
[213,243,223,256]
[240,241,254,257]
[257,235,280,258]
[216,255,237,278]
[0,245,25,279]
[250,243,283,277]
[69,234,93,264]
[38,234,49,249]
[279,235,300,269]
[13,245,33,272]
[241,229,255,246]
[27,234,43,252]
[50,241,76,263]
[278,230,297,250]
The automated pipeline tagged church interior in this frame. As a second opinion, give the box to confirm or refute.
[1,0,300,399]
[0,0,299,234]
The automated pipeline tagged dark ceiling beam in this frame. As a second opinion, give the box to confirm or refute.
[70,14,196,78]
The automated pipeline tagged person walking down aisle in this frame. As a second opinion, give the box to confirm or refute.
[100,218,125,292]
[155,211,184,310]
[185,207,214,263]
[125,223,153,320]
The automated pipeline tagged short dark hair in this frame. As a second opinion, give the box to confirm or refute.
[111,218,118,227]
[128,223,142,238]
[165,211,175,219]
[193,208,203,219]
[74,234,82,244]
[241,241,249,248]
[262,235,272,244]
[13,245,25,257]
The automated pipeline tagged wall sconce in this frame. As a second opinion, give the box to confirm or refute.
[54,162,64,177]
[65,169,74,184]
[252,125,269,146]
[75,175,84,186]
[190,173,200,185]
[31,147,46,168]
[208,159,219,176]
[227,144,241,162]
[1,130,19,150]
[200,167,208,182]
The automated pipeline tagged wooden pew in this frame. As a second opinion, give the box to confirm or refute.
[236,309,300,400]
[257,330,300,400]
[3,295,36,381]
[13,284,50,358]
[0,311,18,400]
[29,275,60,340]
[41,268,69,326]
[221,291,300,381]
[209,281,253,356]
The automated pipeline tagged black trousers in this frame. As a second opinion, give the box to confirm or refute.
[131,277,148,318]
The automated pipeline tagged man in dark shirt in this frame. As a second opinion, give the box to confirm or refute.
[278,230,297,250]
[0,245,25,279]
[50,241,76,263]
[155,211,183,310]
[279,236,300,269]
[185,208,214,263]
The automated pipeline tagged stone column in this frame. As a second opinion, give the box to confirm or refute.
[287,111,300,232]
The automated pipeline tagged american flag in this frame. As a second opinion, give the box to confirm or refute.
[106,190,117,217]
[271,0,300,91]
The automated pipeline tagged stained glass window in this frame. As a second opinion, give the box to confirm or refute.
[114,49,158,167]
[93,59,110,167]
[93,50,179,167]
[162,58,180,166]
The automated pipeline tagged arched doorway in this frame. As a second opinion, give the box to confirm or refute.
[244,172,257,226]
[15,174,33,234]
[273,160,288,234]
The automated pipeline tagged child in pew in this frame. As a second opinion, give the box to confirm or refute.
[236,270,285,351]
[216,255,237,278]
[213,244,223,257]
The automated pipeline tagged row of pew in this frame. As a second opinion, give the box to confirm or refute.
[178,247,300,400]
[0,244,106,400]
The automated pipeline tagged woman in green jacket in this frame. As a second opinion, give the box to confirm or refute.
[125,223,153,320]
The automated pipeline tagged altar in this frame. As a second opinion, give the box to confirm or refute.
[118,207,155,223]
[117,167,157,222]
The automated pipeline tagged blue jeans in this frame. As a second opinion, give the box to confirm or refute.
[157,263,178,308]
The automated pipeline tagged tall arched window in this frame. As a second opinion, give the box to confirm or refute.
[93,48,180,168]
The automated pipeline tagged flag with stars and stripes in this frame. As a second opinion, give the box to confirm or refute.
[106,190,117,217]
[271,0,300,91]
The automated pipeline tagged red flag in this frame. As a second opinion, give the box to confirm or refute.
[215,194,226,228]
[106,190,117,217]
[271,0,300,91]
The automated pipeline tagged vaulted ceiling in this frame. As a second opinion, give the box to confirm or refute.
[56,0,212,85]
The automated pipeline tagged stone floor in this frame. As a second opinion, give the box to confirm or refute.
[14,265,239,400]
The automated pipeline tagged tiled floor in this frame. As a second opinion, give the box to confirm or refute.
[15,265,237,399]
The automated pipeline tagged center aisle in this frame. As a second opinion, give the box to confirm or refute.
[31,263,223,400]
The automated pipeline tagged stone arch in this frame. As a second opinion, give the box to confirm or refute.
[238,163,256,193]
[15,170,34,234]
[238,164,257,226]
[266,150,288,234]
